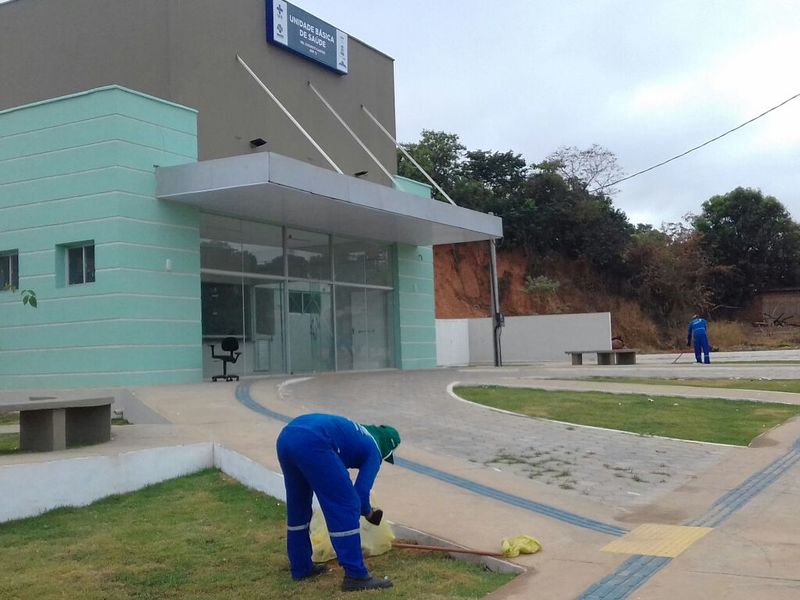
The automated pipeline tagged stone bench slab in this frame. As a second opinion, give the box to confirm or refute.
[565,349,638,366]
[0,396,114,452]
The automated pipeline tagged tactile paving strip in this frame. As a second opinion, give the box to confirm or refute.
[601,523,712,558]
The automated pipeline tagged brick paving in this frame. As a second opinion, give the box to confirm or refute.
[272,367,744,511]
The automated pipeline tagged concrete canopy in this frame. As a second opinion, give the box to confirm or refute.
[156,152,503,246]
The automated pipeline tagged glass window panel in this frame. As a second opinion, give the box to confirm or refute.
[303,291,321,314]
[288,290,303,313]
[84,245,95,283]
[287,229,331,280]
[200,214,244,272]
[365,244,392,286]
[241,221,284,277]
[333,237,392,286]
[201,239,243,272]
[0,253,17,289]
[201,279,249,336]
[68,246,84,284]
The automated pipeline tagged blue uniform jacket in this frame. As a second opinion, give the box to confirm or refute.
[687,317,708,344]
[286,413,382,516]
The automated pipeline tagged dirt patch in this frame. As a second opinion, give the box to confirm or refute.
[434,243,663,349]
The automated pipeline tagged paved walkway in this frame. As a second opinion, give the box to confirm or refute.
[268,370,737,512]
[2,356,799,598]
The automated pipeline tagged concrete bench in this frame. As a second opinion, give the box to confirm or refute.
[565,349,638,366]
[0,396,113,452]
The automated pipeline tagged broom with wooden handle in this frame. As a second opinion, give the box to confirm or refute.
[391,542,506,558]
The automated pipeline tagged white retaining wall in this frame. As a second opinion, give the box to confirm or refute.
[0,444,214,523]
[437,312,612,366]
[0,444,311,524]
[435,319,471,366]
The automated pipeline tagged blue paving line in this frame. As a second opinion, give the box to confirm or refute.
[578,440,800,599]
[689,446,800,527]
[236,380,800,598]
[393,457,628,537]
[235,382,290,424]
[578,555,672,599]
[234,382,627,537]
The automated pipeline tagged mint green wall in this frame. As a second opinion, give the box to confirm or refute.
[0,86,201,389]
[393,244,436,370]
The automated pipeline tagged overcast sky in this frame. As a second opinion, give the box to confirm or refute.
[299,0,800,227]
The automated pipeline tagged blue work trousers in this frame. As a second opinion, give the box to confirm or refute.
[693,332,711,364]
[276,426,369,579]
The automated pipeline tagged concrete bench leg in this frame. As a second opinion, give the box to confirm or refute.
[571,353,583,365]
[66,404,112,446]
[597,353,613,366]
[20,408,66,452]
[617,353,637,365]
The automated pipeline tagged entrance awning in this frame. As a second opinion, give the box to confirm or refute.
[155,152,502,246]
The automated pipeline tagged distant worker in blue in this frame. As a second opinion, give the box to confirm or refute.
[276,413,401,592]
[687,314,711,364]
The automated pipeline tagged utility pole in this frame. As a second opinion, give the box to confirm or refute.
[489,238,503,367]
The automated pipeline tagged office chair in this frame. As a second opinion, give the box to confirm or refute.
[210,337,241,382]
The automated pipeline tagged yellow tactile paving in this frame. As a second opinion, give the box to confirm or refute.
[601,523,713,558]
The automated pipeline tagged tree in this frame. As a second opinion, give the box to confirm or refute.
[537,144,625,195]
[461,150,528,198]
[694,187,800,307]
[624,222,711,326]
[397,130,465,202]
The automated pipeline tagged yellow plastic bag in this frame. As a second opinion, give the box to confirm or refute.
[501,535,542,558]
[310,497,396,563]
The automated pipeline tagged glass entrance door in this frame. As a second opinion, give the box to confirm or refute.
[335,286,394,371]
[288,281,334,373]
[250,281,285,374]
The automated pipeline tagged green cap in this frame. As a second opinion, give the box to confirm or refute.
[363,424,401,464]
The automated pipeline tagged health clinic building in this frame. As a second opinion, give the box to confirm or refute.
[0,0,501,389]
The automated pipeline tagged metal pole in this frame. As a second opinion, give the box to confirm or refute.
[361,104,458,206]
[236,54,343,174]
[308,81,395,185]
[489,238,503,367]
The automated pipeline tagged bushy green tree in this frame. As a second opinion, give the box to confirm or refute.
[397,130,465,202]
[694,187,800,307]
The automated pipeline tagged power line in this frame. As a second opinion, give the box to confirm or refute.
[594,90,800,193]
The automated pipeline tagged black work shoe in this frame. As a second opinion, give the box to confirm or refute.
[293,564,328,581]
[342,574,393,592]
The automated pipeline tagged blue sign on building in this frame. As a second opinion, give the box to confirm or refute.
[267,0,348,74]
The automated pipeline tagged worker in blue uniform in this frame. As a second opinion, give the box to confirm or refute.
[687,314,711,364]
[276,413,401,592]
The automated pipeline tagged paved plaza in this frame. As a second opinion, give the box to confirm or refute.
[2,352,800,598]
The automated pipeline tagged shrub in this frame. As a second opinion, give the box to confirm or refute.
[523,275,560,294]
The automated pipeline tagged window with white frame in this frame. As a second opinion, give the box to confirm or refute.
[0,250,19,290]
[67,244,95,285]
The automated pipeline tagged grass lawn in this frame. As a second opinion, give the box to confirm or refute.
[455,386,800,446]
[590,377,800,394]
[0,469,514,600]
[0,411,19,425]
[0,432,19,454]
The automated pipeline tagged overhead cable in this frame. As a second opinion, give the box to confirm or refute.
[593,90,800,192]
